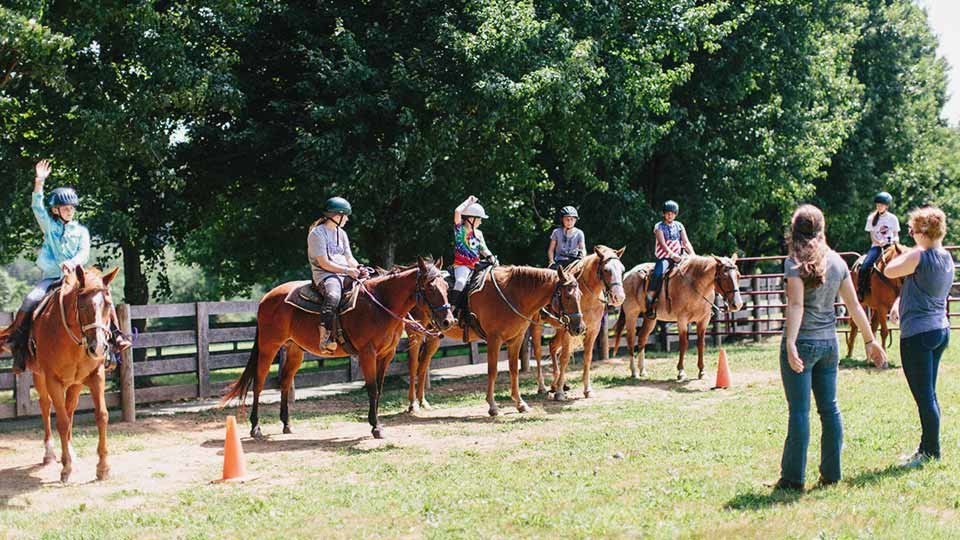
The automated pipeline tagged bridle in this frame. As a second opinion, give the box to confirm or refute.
[491,269,582,332]
[595,254,623,303]
[359,266,448,337]
[712,261,741,313]
[60,285,112,359]
[414,267,452,333]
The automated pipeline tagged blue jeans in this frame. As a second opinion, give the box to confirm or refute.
[858,245,883,292]
[779,338,843,484]
[649,258,671,294]
[900,328,949,458]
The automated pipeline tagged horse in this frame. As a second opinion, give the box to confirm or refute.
[405,265,584,416]
[846,244,903,357]
[28,265,120,483]
[528,246,627,400]
[221,257,455,440]
[611,255,744,381]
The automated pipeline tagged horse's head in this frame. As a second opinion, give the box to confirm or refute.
[593,245,627,307]
[416,256,455,331]
[553,265,585,336]
[713,255,744,312]
[62,266,120,360]
[883,243,903,263]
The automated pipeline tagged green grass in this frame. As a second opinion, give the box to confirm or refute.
[2,335,959,538]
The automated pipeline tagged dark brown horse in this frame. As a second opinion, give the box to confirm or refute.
[846,244,903,357]
[611,256,744,380]
[406,265,584,416]
[222,257,454,439]
[529,246,626,400]
[28,266,119,482]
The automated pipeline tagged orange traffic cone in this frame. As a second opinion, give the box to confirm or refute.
[213,415,256,483]
[712,348,731,390]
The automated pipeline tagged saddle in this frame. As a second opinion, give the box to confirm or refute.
[284,280,363,353]
[634,261,678,311]
[446,263,495,342]
[852,253,897,293]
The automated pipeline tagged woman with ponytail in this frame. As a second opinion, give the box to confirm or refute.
[775,205,887,492]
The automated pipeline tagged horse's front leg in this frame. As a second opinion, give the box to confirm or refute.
[507,336,530,413]
[86,366,110,480]
[33,373,56,465]
[530,325,547,395]
[415,337,441,410]
[358,347,383,438]
[635,318,657,379]
[580,322,602,398]
[696,320,707,380]
[486,337,503,416]
[677,321,689,381]
[406,334,421,412]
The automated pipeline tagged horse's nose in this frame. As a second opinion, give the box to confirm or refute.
[610,287,626,307]
[733,292,744,311]
[440,317,453,331]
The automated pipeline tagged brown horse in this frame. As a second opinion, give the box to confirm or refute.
[611,256,744,380]
[406,265,584,416]
[28,266,119,482]
[846,244,903,357]
[222,257,455,439]
[529,246,627,400]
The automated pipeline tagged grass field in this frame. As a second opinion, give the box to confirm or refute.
[1,336,958,539]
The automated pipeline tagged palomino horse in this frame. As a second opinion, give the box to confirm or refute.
[529,246,627,400]
[405,265,584,416]
[29,266,119,482]
[222,257,455,439]
[846,244,903,357]
[611,256,744,380]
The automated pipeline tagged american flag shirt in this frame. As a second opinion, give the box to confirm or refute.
[654,220,686,259]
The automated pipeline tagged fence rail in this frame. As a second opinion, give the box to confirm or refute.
[5,246,960,422]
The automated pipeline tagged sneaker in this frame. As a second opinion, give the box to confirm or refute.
[900,450,937,469]
[814,475,839,489]
[771,478,804,492]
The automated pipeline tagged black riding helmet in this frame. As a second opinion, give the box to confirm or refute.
[662,200,679,214]
[874,192,893,206]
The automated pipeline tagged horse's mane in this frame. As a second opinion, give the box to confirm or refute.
[366,258,438,286]
[678,255,716,275]
[501,265,563,289]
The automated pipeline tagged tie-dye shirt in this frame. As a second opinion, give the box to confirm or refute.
[454,224,489,268]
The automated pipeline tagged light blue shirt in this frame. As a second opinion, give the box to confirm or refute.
[31,192,90,279]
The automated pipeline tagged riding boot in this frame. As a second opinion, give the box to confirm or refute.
[9,313,33,374]
[857,269,870,302]
[645,292,658,320]
[318,307,337,353]
[449,289,464,324]
[105,322,132,371]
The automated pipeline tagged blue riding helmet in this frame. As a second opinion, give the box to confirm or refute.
[48,187,79,208]
[662,200,679,214]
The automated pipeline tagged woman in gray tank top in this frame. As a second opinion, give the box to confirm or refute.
[885,205,954,466]
[774,205,887,492]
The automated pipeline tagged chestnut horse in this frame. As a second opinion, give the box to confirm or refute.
[405,265,584,416]
[28,266,119,482]
[528,246,627,400]
[846,244,903,357]
[222,257,454,439]
[611,256,744,380]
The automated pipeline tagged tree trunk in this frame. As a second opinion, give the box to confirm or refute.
[121,239,150,365]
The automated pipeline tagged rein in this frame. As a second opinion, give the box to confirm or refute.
[672,259,739,315]
[491,268,579,330]
[59,286,112,357]
[358,269,445,338]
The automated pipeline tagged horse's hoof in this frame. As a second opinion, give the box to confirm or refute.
[60,468,71,484]
[408,402,419,414]
[639,369,648,378]
[698,370,705,380]
[537,386,548,396]
[631,372,641,380]
[488,406,499,417]
[42,455,56,466]
[517,402,531,413]
[251,425,264,439]
[372,426,384,439]
[583,388,592,399]
[96,465,110,481]
[553,391,566,402]
[677,371,686,382]
[563,384,571,392]
[282,425,293,435]
[420,400,432,411]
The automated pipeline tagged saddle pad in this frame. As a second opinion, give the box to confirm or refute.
[32,287,62,322]
[283,280,362,316]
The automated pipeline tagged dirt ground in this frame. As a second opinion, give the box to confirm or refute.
[0,357,777,513]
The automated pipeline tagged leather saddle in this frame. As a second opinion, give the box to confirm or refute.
[445,262,495,342]
[284,280,361,316]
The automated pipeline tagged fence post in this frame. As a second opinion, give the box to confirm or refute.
[469,342,480,365]
[195,302,210,398]
[117,303,136,422]
[659,322,669,352]
[15,370,32,417]
[349,356,362,381]
[751,276,760,342]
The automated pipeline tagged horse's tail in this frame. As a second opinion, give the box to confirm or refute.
[220,326,260,411]
[610,307,626,357]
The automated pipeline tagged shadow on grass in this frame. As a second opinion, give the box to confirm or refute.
[589,374,709,394]
[724,488,803,510]
[844,463,914,487]
[0,463,45,509]
[840,357,900,370]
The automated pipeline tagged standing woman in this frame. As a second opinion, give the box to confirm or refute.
[777,205,887,491]
[885,206,953,467]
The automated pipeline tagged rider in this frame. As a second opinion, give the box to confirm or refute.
[307,197,367,352]
[858,191,900,301]
[0,160,131,373]
[451,195,497,315]
[547,206,585,269]
[645,200,696,319]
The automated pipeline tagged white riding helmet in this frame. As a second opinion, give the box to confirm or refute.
[462,203,489,219]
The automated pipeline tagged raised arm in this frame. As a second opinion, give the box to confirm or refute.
[454,195,478,225]
[31,160,53,232]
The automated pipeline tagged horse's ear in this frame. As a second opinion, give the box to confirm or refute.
[593,245,603,257]
[417,256,428,271]
[616,247,626,257]
[435,256,444,269]
[102,267,120,286]
[556,264,567,281]
[75,265,86,289]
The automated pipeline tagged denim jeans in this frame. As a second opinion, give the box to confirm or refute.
[858,245,883,292]
[900,328,949,458]
[649,258,671,294]
[779,338,843,484]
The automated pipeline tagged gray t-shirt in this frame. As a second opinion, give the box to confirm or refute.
[784,250,850,340]
[899,248,955,338]
[551,227,585,259]
[307,224,353,283]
